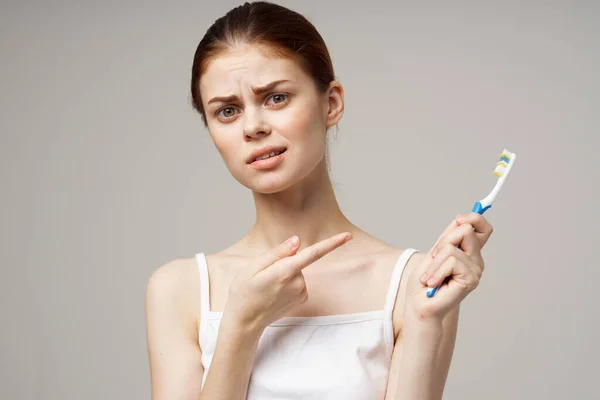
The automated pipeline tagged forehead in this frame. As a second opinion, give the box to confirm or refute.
[199,46,307,98]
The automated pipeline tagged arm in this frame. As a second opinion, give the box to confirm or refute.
[385,211,493,399]
[199,318,263,399]
[145,261,204,399]
[385,306,460,400]
[145,260,264,400]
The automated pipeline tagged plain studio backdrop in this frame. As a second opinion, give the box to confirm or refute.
[1,0,598,399]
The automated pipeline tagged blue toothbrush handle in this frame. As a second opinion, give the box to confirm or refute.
[426,201,491,298]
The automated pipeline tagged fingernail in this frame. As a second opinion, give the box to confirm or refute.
[287,235,299,247]
[427,278,435,286]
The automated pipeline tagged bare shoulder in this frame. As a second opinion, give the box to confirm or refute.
[402,251,427,274]
[392,249,427,339]
[145,258,206,398]
[354,232,423,271]
[146,257,201,330]
[362,237,427,340]
[147,257,200,296]
[370,240,425,296]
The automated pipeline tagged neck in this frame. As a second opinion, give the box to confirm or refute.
[243,159,357,254]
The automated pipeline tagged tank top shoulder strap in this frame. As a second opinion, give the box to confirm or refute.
[382,248,419,357]
[194,252,211,314]
[383,248,419,319]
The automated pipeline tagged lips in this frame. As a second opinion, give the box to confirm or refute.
[247,146,287,164]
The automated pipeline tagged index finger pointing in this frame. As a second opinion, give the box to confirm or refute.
[249,235,301,277]
[276,232,352,279]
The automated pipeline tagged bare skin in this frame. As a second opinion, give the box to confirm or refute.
[145,44,493,400]
[146,230,421,400]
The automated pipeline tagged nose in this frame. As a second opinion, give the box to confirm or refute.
[243,107,271,141]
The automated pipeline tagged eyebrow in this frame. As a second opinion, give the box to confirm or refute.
[207,79,291,105]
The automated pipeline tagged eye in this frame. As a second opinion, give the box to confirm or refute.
[216,106,239,120]
[266,93,288,106]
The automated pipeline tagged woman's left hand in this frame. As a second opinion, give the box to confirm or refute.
[404,212,494,325]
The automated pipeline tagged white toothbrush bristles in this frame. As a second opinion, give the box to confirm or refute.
[480,149,516,207]
[494,149,516,178]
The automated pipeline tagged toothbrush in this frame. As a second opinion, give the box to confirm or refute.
[426,149,517,298]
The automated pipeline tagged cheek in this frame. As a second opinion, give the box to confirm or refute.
[208,129,239,165]
[282,101,326,144]
[208,132,227,156]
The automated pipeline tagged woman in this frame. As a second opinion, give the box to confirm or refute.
[145,2,493,399]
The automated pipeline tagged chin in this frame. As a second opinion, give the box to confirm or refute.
[249,174,296,194]
[229,167,295,194]
[231,152,324,194]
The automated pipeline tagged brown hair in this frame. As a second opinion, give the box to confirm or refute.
[190,1,336,125]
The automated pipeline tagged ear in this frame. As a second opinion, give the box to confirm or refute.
[325,81,344,128]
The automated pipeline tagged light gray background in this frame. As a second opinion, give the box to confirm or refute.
[1,0,598,399]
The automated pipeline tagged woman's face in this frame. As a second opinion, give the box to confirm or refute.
[199,45,343,194]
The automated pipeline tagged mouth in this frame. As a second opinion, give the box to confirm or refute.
[247,147,287,164]
[251,148,286,163]
[248,148,287,170]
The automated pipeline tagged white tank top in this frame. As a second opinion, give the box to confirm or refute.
[196,248,418,399]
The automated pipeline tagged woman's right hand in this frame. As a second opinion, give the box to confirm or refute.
[223,232,353,333]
